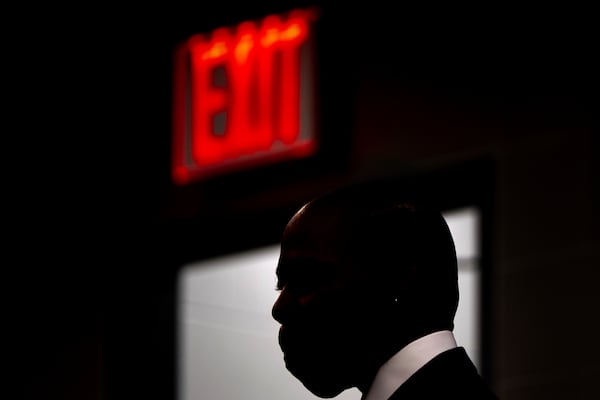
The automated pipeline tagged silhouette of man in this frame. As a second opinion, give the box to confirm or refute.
[272,182,498,399]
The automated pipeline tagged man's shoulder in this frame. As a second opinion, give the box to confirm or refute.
[387,347,498,399]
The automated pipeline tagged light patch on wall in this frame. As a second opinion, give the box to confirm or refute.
[178,207,481,400]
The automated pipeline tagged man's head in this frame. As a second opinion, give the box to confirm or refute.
[271,181,459,397]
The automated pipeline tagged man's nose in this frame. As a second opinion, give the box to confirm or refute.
[272,288,316,324]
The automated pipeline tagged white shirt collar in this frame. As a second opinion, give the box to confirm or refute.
[363,330,457,400]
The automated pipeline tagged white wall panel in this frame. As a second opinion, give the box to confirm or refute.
[179,208,480,400]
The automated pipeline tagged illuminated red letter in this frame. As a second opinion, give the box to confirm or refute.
[172,8,318,184]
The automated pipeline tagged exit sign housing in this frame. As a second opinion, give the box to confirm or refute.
[172,8,319,185]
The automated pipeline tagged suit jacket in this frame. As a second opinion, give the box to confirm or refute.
[387,347,498,399]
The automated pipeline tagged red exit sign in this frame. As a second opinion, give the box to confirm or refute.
[172,8,319,185]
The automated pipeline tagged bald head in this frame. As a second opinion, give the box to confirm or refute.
[272,181,459,397]
[301,182,458,313]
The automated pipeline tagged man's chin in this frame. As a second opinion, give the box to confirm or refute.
[286,363,348,398]
[301,380,346,399]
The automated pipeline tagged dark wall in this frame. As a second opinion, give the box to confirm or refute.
[8,2,597,399]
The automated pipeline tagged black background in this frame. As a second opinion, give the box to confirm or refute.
[6,2,597,399]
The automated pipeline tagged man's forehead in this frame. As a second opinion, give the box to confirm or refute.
[284,201,350,235]
[282,212,348,259]
[276,254,337,278]
[278,205,362,277]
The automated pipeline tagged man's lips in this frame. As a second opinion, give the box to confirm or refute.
[278,326,310,376]
[278,325,305,359]
[278,325,292,352]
